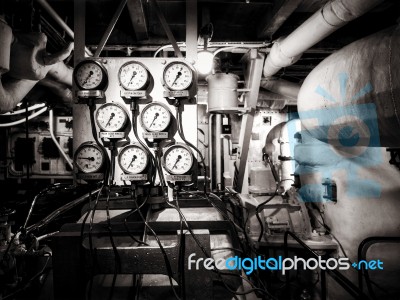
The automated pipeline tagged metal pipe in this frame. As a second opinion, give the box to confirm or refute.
[215,114,222,190]
[36,0,92,56]
[0,106,47,126]
[260,77,300,100]
[49,109,73,169]
[208,114,214,190]
[94,0,128,57]
[0,103,46,116]
[263,0,384,77]
[26,187,102,233]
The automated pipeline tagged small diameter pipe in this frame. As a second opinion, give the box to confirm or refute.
[0,107,47,127]
[49,109,73,170]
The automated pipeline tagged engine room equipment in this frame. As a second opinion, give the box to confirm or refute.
[73,59,108,91]
[118,144,149,175]
[74,142,105,174]
[95,103,129,132]
[7,116,73,179]
[140,102,171,133]
[118,61,150,91]
[206,73,240,113]
[163,143,194,175]
[162,61,194,91]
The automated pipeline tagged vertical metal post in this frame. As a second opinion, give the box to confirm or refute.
[208,114,214,190]
[236,49,264,193]
[186,0,198,61]
[215,114,222,190]
[74,0,86,62]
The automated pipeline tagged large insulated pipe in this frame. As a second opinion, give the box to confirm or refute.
[36,0,92,56]
[0,28,73,113]
[298,25,400,148]
[263,0,384,77]
[260,77,300,100]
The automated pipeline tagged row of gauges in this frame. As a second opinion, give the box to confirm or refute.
[95,102,171,132]
[74,143,194,175]
[74,60,194,91]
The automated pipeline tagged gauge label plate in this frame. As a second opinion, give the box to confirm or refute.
[165,175,192,182]
[143,132,168,139]
[99,132,125,139]
[121,90,146,98]
[76,90,104,98]
[121,174,148,181]
[163,90,189,98]
[76,173,104,180]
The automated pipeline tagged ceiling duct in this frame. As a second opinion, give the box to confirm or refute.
[263,0,384,78]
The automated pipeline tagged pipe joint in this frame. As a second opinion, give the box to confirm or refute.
[263,40,301,77]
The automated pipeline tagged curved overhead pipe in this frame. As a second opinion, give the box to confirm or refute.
[0,26,73,113]
[263,0,384,77]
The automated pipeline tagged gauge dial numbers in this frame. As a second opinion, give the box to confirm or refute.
[163,144,194,175]
[118,61,149,91]
[74,143,105,173]
[74,60,108,90]
[140,102,171,132]
[163,62,194,91]
[118,144,149,174]
[95,103,128,132]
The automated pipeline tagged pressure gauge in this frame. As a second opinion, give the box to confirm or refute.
[163,61,194,91]
[163,144,194,175]
[74,143,105,173]
[74,60,108,90]
[118,144,149,174]
[118,61,149,91]
[96,103,128,132]
[140,102,171,132]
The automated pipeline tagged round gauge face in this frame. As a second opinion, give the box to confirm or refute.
[163,62,194,91]
[96,103,128,132]
[118,62,149,91]
[141,103,171,132]
[118,144,149,174]
[164,145,193,175]
[74,61,107,90]
[75,144,104,173]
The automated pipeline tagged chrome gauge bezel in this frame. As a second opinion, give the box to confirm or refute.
[162,143,194,175]
[95,102,129,132]
[74,142,105,174]
[118,144,149,174]
[73,60,108,90]
[118,61,150,91]
[140,102,172,132]
[162,61,194,91]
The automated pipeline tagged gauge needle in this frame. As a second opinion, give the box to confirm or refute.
[171,67,183,86]
[82,71,94,85]
[129,71,137,85]
[128,155,137,168]
[105,113,115,127]
[172,155,182,169]
[78,157,95,161]
[149,113,159,128]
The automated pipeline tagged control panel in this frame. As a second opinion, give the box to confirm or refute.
[7,116,73,179]
[72,58,198,187]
